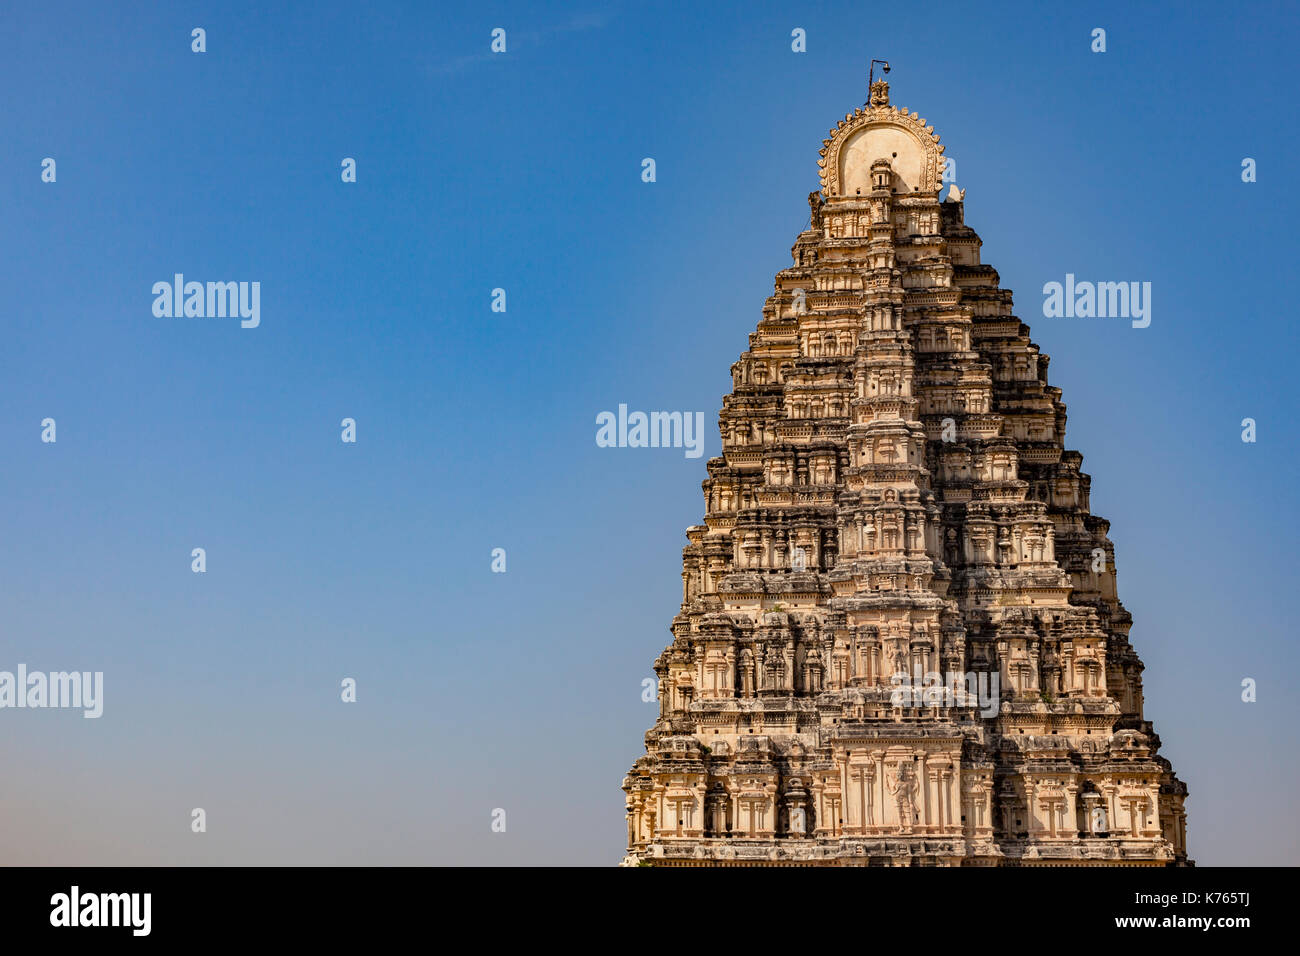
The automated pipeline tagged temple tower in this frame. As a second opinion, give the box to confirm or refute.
[622,77,1190,866]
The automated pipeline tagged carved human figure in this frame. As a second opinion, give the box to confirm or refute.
[886,763,918,832]
[891,643,908,680]
[808,191,823,231]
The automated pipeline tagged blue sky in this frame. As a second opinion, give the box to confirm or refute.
[0,0,1297,864]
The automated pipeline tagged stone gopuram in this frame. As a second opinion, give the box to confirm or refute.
[621,79,1191,867]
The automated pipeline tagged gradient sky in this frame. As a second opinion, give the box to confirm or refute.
[1,0,1297,865]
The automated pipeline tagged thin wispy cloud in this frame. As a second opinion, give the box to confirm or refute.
[428,11,613,76]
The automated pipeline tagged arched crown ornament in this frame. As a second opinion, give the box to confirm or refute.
[817,82,945,198]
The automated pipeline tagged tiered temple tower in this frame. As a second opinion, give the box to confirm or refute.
[622,78,1190,866]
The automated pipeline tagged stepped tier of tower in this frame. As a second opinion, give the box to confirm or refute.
[622,80,1190,867]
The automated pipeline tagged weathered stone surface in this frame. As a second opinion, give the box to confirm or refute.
[621,80,1190,867]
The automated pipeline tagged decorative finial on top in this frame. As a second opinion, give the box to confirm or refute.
[868,58,891,106]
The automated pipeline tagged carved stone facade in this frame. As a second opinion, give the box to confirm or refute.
[622,81,1191,867]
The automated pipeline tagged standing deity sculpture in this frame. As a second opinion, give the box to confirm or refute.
[886,763,919,832]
